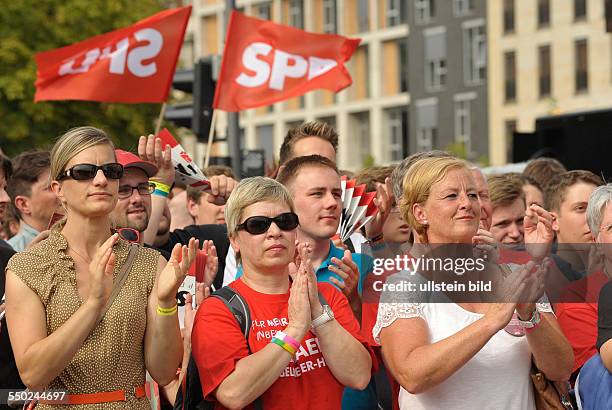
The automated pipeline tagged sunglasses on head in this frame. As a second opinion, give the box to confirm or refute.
[236,212,299,235]
[57,163,124,181]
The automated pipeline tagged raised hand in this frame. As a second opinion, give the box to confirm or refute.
[365,177,394,241]
[138,134,174,187]
[472,228,500,263]
[87,233,119,308]
[328,250,360,301]
[207,175,238,205]
[287,269,311,339]
[200,240,218,289]
[157,238,199,306]
[524,204,554,261]
[515,259,550,319]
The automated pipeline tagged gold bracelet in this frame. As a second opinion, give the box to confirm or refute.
[157,304,178,316]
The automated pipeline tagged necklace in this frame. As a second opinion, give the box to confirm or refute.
[69,246,92,264]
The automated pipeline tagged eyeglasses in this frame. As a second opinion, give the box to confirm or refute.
[236,212,299,235]
[118,182,155,199]
[600,223,612,235]
[117,227,140,243]
[57,163,124,181]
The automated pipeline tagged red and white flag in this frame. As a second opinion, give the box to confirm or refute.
[213,11,361,112]
[157,128,210,190]
[34,6,191,103]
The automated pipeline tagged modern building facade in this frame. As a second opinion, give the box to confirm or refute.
[179,0,409,171]
[407,0,489,164]
[179,0,612,170]
[487,0,612,165]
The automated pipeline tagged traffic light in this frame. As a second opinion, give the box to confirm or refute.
[165,58,216,140]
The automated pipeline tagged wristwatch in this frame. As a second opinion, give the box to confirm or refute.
[517,308,541,329]
[312,305,335,329]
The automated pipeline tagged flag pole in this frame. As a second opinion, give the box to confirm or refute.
[204,110,218,168]
[154,102,167,135]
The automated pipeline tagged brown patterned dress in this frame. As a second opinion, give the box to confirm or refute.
[7,229,160,409]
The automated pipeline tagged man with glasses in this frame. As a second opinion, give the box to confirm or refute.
[110,149,158,246]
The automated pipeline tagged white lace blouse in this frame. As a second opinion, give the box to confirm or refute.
[373,271,553,410]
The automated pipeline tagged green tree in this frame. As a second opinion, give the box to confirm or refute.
[0,0,177,156]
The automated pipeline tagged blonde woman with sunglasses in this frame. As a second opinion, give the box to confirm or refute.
[5,127,197,409]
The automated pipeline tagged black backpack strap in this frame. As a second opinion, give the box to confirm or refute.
[212,287,252,349]
[211,287,263,410]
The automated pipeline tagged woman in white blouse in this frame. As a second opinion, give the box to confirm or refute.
[373,156,573,410]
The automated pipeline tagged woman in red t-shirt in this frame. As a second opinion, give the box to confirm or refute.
[192,176,373,410]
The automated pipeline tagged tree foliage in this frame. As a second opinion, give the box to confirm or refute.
[0,0,176,156]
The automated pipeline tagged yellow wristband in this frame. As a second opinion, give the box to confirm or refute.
[157,304,178,316]
[150,180,171,194]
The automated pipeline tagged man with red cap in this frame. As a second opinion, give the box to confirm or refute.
[111,149,160,245]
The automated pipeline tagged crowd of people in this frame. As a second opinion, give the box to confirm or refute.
[0,120,611,409]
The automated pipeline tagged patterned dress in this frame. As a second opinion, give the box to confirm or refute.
[7,229,159,409]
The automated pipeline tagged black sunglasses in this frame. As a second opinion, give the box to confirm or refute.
[236,212,299,235]
[57,163,124,181]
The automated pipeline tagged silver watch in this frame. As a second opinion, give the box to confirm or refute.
[312,305,335,329]
[517,309,541,329]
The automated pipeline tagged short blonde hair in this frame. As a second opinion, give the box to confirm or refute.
[399,157,468,243]
[225,177,295,237]
[50,126,115,181]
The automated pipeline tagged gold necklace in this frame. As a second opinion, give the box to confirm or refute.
[69,246,92,264]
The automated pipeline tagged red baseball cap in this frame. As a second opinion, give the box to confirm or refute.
[115,149,158,178]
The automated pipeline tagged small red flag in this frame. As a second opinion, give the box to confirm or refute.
[34,6,191,103]
[213,11,361,112]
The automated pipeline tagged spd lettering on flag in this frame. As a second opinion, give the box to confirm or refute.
[213,11,361,112]
[34,6,191,103]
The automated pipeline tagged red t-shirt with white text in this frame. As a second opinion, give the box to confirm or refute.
[191,279,374,410]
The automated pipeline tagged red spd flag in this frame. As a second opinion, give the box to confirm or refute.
[34,6,191,103]
[213,11,361,112]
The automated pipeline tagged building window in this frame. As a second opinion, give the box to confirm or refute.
[317,116,337,130]
[463,21,486,84]
[538,45,551,97]
[504,51,516,102]
[387,0,407,27]
[399,40,409,92]
[351,112,371,164]
[416,99,437,152]
[323,0,337,33]
[538,0,550,27]
[256,2,272,20]
[256,124,275,166]
[454,94,475,155]
[358,0,369,32]
[503,0,515,34]
[575,39,588,92]
[505,120,517,161]
[415,0,435,25]
[424,28,447,91]
[388,108,407,161]
[289,0,304,29]
[453,0,474,17]
[574,0,587,21]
